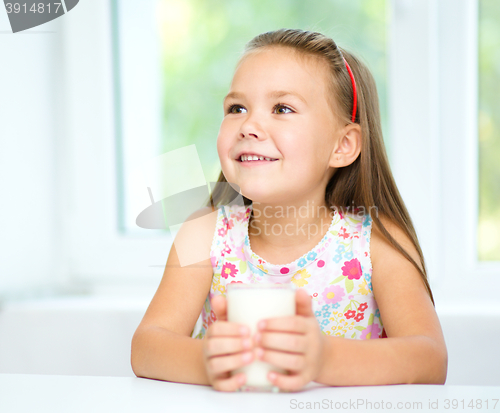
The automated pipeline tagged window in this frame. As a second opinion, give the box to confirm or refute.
[387,0,499,302]
[478,0,500,261]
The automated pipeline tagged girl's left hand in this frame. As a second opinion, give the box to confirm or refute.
[255,288,326,392]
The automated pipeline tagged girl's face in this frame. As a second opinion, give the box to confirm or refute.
[217,46,343,205]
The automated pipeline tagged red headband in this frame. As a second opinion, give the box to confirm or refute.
[343,57,357,123]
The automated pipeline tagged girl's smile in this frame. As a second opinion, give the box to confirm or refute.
[238,157,279,167]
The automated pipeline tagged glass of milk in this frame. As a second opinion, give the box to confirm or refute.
[226,282,296,391]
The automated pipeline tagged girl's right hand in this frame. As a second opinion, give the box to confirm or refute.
[202,294,254,391]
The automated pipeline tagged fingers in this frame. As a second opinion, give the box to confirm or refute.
[257,347,305,372]
[204,320,254,391]
[211,295,227,321]
[211,372,247,392]
[295,289,314,317]
[207,351,254,377]
[255,331,307,353]
[205,336,253,357]
[268,371,306,392]
[258,315,309,334]
[206,321,249,339]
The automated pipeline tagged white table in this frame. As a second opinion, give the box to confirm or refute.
[0,374,498,412]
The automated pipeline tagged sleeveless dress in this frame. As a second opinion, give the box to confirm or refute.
[191,203,384,340]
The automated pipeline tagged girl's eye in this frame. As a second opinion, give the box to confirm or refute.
[274,104,293,114]
[225,103,293,114]
[227,104,247,114]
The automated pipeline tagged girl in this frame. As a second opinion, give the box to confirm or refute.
[131,28,448,392]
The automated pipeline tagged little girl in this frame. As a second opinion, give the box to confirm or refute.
[131,28,448,392]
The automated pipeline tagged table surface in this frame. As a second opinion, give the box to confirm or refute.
[0,374,499,413]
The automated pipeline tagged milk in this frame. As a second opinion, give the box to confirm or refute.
[226,283,296,390]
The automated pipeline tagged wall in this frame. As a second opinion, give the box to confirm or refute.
[0,297,144,377]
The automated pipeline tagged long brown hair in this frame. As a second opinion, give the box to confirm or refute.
[209,28,434,304]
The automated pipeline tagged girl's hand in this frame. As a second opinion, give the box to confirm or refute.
[202,295,254,391]
[255,289,325,392]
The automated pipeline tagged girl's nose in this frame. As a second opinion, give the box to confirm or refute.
[240,131,259,139]
[239,116,265,140]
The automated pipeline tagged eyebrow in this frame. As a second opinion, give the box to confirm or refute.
[223,90,307,105]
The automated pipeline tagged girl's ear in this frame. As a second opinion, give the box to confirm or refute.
[329,125,362,168]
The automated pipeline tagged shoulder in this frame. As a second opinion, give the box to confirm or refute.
[183,205,219,233]
[172,206,219,267]
[185,205,219,222]
[370,213,423,275]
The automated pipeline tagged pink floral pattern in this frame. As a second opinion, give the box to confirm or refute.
[221,262,238,279]
[341,258,363,280]
[321,285,345,304]
[360,323,381,340]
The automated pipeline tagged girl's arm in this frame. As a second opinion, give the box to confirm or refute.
[131,207,216,385]
[315,215,448,386]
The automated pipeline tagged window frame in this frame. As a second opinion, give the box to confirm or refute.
[389,0,500,304]
[59,0,170,294]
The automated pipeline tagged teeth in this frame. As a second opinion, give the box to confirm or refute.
[240,154,276,162]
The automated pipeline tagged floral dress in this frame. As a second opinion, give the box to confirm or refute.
[191,203,384,340]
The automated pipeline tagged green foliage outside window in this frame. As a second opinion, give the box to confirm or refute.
[478,0,500,261]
